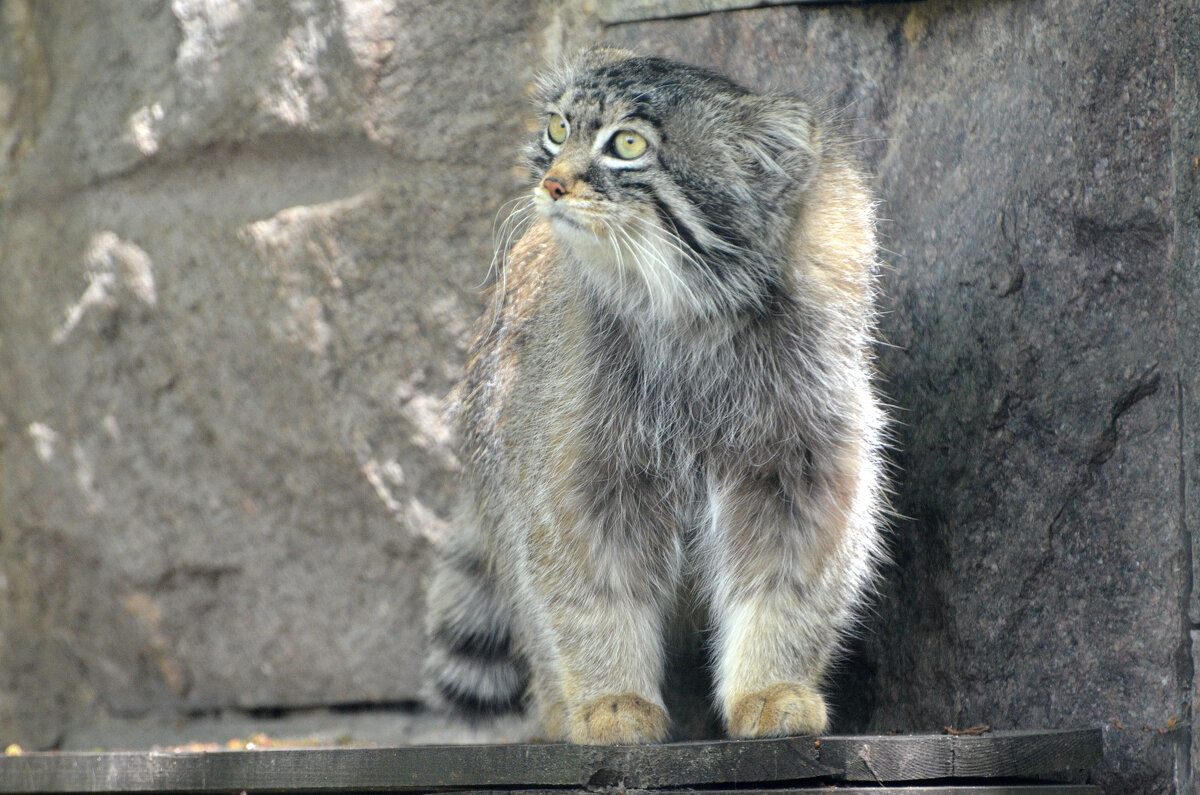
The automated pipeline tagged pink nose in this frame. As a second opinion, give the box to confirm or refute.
[542,178,568,200]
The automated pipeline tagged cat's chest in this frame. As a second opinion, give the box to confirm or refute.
[534,295,805,472]
[582,333,759,462]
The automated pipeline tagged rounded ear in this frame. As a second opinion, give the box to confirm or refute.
[580,46,638,67]
[740,95,819,191]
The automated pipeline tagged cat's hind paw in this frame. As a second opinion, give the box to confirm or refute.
[727,682,828,738]
[569,693,668,744]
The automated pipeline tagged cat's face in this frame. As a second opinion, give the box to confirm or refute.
[526,50,819,320]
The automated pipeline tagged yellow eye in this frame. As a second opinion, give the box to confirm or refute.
[612,130,647,159]
[547,113,569,144]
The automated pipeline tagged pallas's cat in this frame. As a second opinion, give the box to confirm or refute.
[426,49,887,744]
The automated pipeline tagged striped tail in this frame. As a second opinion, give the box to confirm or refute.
[425,540,527,716]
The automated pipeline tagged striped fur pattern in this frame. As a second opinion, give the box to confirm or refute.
[426,49,887,743]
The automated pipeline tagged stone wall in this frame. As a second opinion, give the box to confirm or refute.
[599,4,1194,793]
[0,0,561,745]
[1,1,1195,793]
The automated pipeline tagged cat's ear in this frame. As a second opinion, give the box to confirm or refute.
[741,95,819,190]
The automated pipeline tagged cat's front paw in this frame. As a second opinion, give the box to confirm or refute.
[569,693,668,744]
[727,682,827,738]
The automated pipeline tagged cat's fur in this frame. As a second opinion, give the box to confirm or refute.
[426,49,887,744]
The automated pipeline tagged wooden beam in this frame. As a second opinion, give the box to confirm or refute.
[453,789,1100,794]
[594,0,913,25]
[0,729,1101,793]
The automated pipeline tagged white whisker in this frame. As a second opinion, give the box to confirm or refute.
[479,194,539,338]
[613,218,701,316]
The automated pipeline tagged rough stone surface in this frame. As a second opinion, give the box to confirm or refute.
[603,2,1193,793]
[1177,4,1200,793]
[0,0,559,748]
[57,707,531,752]
[0,1,1195,793]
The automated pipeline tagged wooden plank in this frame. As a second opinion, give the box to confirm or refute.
[951,730,1104,780]
[821,729,1104,783]
[824,734,953,781]
[0,729,1101,793]
[456,788,1102,795]
[594,0,912,25]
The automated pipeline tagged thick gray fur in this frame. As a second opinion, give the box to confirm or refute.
[425,49,887,744]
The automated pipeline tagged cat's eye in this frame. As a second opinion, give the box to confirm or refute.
[547,113,569,144]
[611,130,647,159]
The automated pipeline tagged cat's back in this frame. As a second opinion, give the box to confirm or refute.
[791,141,879,327]
[450,219,567,482]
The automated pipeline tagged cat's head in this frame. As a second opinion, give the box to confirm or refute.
[526,49,820,321]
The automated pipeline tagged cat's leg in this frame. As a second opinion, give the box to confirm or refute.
[523,488,682,744]
[700,443,882,738]
[526,666,569,741]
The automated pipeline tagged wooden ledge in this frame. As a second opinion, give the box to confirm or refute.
[0,728,1101,793]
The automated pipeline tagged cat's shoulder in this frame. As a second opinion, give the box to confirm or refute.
[792,144,878,307]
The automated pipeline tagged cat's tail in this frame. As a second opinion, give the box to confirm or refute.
[425,532,527,717]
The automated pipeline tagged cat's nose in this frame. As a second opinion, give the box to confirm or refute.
[542,178,568,200]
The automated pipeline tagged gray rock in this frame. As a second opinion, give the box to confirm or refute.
[0,0,552,748]
[603,1,1195,792]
